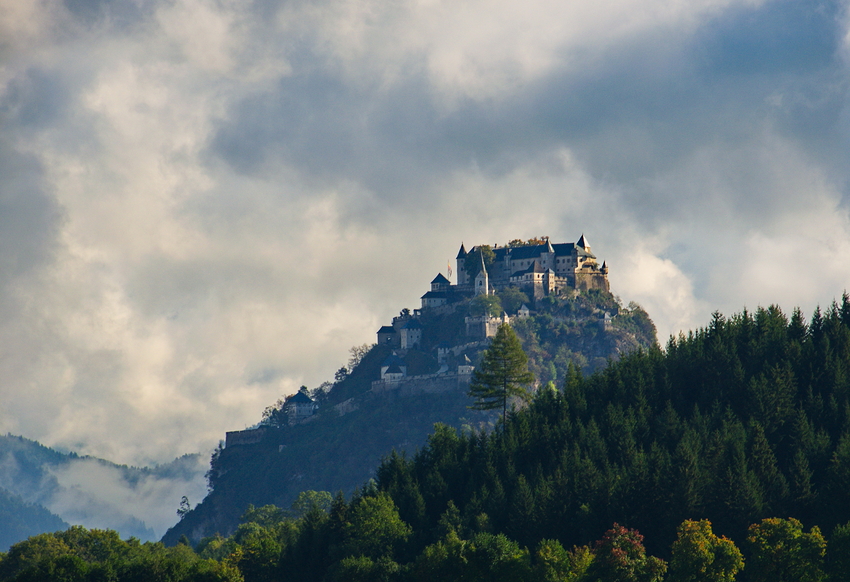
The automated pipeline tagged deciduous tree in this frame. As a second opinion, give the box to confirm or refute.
[668,519,743,582]
[745,517,826,582]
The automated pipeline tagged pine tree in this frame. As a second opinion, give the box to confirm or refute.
[468,323,535,423]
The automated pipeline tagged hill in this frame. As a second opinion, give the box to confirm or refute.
[368,297,850,557]
[157,295,850,582]
[0,487,68,551]
[0,434,206,545]
[163,287,655,544]
[9,298,850,582]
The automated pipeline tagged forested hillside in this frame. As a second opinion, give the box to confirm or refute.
[9,296,850,582]
[164,290,654,544]
[0,488,68,551]
[371,298,850,557]
[189,295,850,581]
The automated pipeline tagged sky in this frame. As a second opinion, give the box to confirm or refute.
[1,0,850,469]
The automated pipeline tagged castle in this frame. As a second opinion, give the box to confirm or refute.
[371,235,609,393]
[378,235,609,351]
[421,234,609,309]
[230,235,612,436]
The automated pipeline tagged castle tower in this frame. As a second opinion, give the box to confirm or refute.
[542,239,555,270]
[577,234,590,253]
[474,250,489,296]
[456,243,468,285]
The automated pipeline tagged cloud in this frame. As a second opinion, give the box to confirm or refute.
[0,0,848,469]
[44,456,209,540]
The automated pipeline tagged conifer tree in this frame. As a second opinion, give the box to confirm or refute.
[468,323,534,423]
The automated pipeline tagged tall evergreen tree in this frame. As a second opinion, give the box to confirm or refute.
[468,323,535,423]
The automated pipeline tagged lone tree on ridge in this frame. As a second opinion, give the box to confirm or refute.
[468,323,534,423]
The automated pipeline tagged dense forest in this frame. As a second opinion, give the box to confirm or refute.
[6,295,850,581]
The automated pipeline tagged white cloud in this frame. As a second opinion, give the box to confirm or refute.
[0,0,848,473]
[44,457,208,540]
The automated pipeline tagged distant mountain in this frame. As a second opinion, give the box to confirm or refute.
[0,434,207,547]
[163,288,656,544]
[0,487,67,551]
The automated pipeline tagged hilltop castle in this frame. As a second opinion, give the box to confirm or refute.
[421,234,609,309]
[371,234,610,391]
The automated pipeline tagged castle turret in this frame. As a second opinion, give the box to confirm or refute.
[456,243,468,285]
[430,273,450,291]
[577,234,590,253]
[474,250,489,295]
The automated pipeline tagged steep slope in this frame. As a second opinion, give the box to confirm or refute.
[149,298,850,582]
[0,487,68,551]
[163,289,656,544]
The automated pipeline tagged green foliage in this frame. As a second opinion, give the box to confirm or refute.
[0,527,242,582]
[668,519,743,582]
[498,286,530,314]
[533,539,592,582]
[291,491,333,518]
[178,294,850,582]
[464,245,496,277]
[326,555,400,582]
[469,294,502,317]
[412,530,532,582]
[468,323,534,422]
[341,493,412,560]
[827,521,850,581]
[745,517,826,582]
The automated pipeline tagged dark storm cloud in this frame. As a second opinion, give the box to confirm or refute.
[207,0,850,218]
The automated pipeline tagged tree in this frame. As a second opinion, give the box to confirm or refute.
[534,539,593,582]
[584,523,666,582]
[668,519,743,582]
[348,344,373,372]
[827,521,850,581]
[465,245,496,276]
[341,493,412,560]
[261,397,287,427]
[177,496,191,520]
[291,490,333,518]
[468,323,534,423]
[469,294,502,317]
[745,517,826,582]
[498,286,530,314]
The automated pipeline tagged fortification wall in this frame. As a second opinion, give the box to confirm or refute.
[371,373,471,396]
[225,427,267,448]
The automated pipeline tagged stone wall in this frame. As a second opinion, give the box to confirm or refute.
[225,427,267,448]
[371,372,472,396]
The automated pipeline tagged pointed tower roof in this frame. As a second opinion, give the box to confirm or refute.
[456,243,467,259]
[478,249,488,274]
[545,239,555,253]
[577,234,589,249]
[601,260,608,273]
[431,273,451,285]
